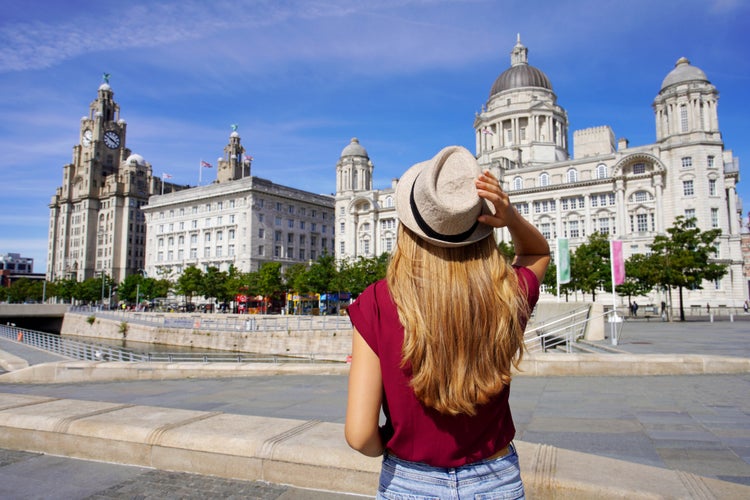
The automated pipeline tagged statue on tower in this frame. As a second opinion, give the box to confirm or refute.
[102,72,111,84]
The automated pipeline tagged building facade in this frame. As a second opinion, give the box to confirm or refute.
[142,131,336,278]
[334,138,399,262]
[47,77,185,283]
[337,37,744,304]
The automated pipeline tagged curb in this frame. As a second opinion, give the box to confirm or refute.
[1,352,748,384]
[0,392,747,498]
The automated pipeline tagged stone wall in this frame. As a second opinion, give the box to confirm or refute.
[61,313,352,360]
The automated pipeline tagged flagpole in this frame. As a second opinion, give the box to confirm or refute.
[199,159,202,186]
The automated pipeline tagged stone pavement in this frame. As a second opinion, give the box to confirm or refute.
[0,318,749,498]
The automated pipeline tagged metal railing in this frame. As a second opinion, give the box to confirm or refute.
[70,306,353,333]
[524,306,596,353]
[0,324,342,364]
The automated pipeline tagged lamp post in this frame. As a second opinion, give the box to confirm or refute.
[136,283,140,311]
[100,271,105,309]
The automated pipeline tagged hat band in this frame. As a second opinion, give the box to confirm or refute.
[409,180,479,244]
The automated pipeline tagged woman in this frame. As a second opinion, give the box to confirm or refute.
[345,145,550,498]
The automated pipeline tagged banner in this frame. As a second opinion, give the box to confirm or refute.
[611,240,625,285]
[557,238,570,284]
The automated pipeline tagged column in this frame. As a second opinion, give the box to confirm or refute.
[583,193,592,236]
[653,174,664,233]
[727,182,738,234]
[615,180,626,236]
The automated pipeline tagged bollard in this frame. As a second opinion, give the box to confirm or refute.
[710,313,714,323]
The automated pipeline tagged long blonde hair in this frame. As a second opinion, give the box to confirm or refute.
[386,224,529,416]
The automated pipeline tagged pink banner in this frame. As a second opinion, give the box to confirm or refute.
[611,240,625,285]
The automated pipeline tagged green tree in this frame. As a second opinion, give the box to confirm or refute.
[284,263,310,294]
[53,278,78,303]
[175,265,203,306]
[256,262,284,301]
[307,253,339,294]
[650,216,727,321]
[200,266,228,305]
[571,232,611,301]
[615,253,658,307]
[497,240,515,263]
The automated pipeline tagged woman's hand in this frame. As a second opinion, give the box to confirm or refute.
[475,169,517,229]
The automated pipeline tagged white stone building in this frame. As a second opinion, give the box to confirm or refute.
[336,37,744,304]
[334,138,398,262]
[142,131,335,278]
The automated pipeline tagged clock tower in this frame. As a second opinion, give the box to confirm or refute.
[48,75,165,288]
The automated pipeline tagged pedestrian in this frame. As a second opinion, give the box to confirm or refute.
[744,300,748,314]
[633,301,639,317]
[345,146,550,498]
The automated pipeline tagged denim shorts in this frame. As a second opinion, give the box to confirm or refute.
[377,443,525,500]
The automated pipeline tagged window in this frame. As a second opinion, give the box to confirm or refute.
[708,179,716,196]
[340,241,345,254]
[684,209,696,226]
[190,248,197,258]
[632,163,646,175]
[204,233,211,243]
[596,164,608,179]
[683,180,694,196]
[229,229,235,240]
[682,157,693,168]
[637,214,648,232]
[513,176,522,190]
[539,173,549,187]
[275,231,282,242]
[288,219,294,228]
[340,222,345,233]
[190,234,197,244]
[707,155,715,168]
[300,221,305,230]
[680,104,688,132]
[540,223,551,239]
[598,217,610,235]
[276,202,282,211]
[204,247,210,258]
[569,220,579,238]
[288,205,294,214]
[275,216,281,226]
[258,245,265,256]
[217,201,223,210]
[217,231,223,241]
[566,169,578,183]
[216,247,222,257]
[228,245,234,256]
[287,233,294,243]
[634,191,650,203]
[192,220,198,229]
[711,208,719,228]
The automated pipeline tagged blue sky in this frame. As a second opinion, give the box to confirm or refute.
[1,0,748,275]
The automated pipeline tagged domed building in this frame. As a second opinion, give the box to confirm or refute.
[473,39,743,306]
[335,138,398,261]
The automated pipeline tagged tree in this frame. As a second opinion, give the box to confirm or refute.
[307,253,339,294]
[571,232,611,301]
[53,278,78,303]
[284,263,310,294]
[615,253,658,307]
[497,240,515,263]
[256,262,284,300]
[650,216,727,321]
[200,266,228,305]
[175,265,203,306]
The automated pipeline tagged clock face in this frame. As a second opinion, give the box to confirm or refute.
[82,129,93,147]
[103,130,120,149]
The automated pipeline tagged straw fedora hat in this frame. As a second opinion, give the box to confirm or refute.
[396,145,494,248]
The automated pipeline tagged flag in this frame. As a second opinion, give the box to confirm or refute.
[557,238,571,284]
[611,240,625,285]
[201,160,213,168]
[243,154,253,162]
[482,127,494,135]
[161,172,173,179]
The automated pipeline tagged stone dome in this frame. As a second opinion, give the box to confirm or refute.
[660,57,709,90]
[126,154,146,166]
[341,137,368,158]
[489,36,553,97]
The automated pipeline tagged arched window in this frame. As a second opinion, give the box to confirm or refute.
[384,196,394,208]
[567,169,578,183]
[539,172,550,187]
[596,164,608,179]
[513,176,523,191]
